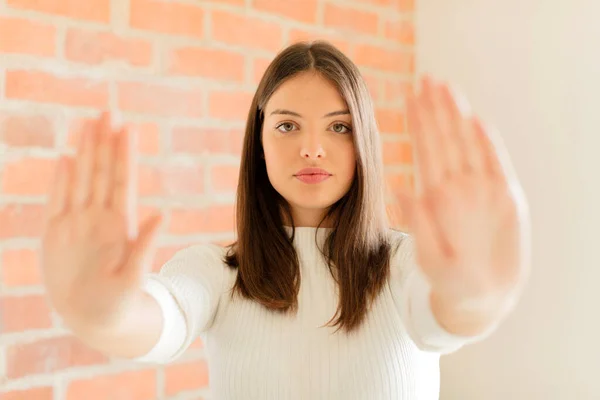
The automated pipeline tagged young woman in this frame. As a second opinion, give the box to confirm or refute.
[41,41,530,399]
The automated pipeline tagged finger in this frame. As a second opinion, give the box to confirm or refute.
[420,77,450,180]
[121,214,162,283]
[406,94,426,194]
[91,113,116,206]
[111,126,138,239]
[45,156,70,221]
[432,83,462,176]
[72,117,99,208]
[472,117,513,182]
[441,85,482,173]
[411,199,452,274]
[407,81,442,191]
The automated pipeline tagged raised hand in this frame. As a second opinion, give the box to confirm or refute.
[397,77,531,309]
[41,112,162,333]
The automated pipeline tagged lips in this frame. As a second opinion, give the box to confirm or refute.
[294,168,332,184]
[294,167,331,176]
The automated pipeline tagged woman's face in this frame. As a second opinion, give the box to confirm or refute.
[261,71,356,227]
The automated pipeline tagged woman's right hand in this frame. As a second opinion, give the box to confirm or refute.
[41,112,162,333]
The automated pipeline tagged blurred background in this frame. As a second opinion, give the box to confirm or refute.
[0,0,597,399]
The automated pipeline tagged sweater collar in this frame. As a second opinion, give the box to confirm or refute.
[283,225,333,248]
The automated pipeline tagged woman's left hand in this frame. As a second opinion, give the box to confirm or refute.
[397,76,531,312]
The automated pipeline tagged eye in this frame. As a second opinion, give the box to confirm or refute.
[330,123,352,134]
[275,122,297,133]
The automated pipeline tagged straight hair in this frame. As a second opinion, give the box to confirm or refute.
[224,41,396,333]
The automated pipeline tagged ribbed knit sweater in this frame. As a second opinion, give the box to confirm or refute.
[133,227,490,399]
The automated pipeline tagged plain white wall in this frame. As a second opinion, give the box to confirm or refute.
[416,1,600,399]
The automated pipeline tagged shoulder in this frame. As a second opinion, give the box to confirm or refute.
[386,228,417,278]
[171,242,227,261]
[159,243,230,279]
[386,228,414,254]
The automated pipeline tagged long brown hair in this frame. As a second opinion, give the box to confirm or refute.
[224,41,396,333]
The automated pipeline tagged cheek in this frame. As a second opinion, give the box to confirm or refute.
[262,141,288,179]
[340,142,357,181]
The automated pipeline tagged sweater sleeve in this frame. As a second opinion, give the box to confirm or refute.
[388,230,496,354]
[131,243,227,364]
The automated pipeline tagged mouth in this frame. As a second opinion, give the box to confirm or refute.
[294,173,331,184]
[294,167,332,176]
[294,173,331,176]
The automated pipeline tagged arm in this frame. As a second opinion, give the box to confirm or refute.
[131,243,227,363]
[429,287,517,337]
[71,287,180,360]
[390,232,502,354]
[399,265,502,354]
[72,243,226,364]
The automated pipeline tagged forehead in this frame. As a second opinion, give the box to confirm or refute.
[264,72,349,116]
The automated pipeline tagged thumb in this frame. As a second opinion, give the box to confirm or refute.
[122,214,163,282]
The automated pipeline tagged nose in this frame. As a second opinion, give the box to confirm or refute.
[300,133,326,159]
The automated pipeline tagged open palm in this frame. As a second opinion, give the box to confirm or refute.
[397,77,531,305]
[41,113,161,331]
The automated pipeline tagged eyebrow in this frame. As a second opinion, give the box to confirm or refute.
[268,109,350,118]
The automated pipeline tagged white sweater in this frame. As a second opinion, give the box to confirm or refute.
[133,227,492,399]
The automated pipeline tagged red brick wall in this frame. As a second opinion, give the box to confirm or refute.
[0,0,415,398]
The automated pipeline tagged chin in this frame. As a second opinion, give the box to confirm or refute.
[271,179,351,214]
[286,190,344,211]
